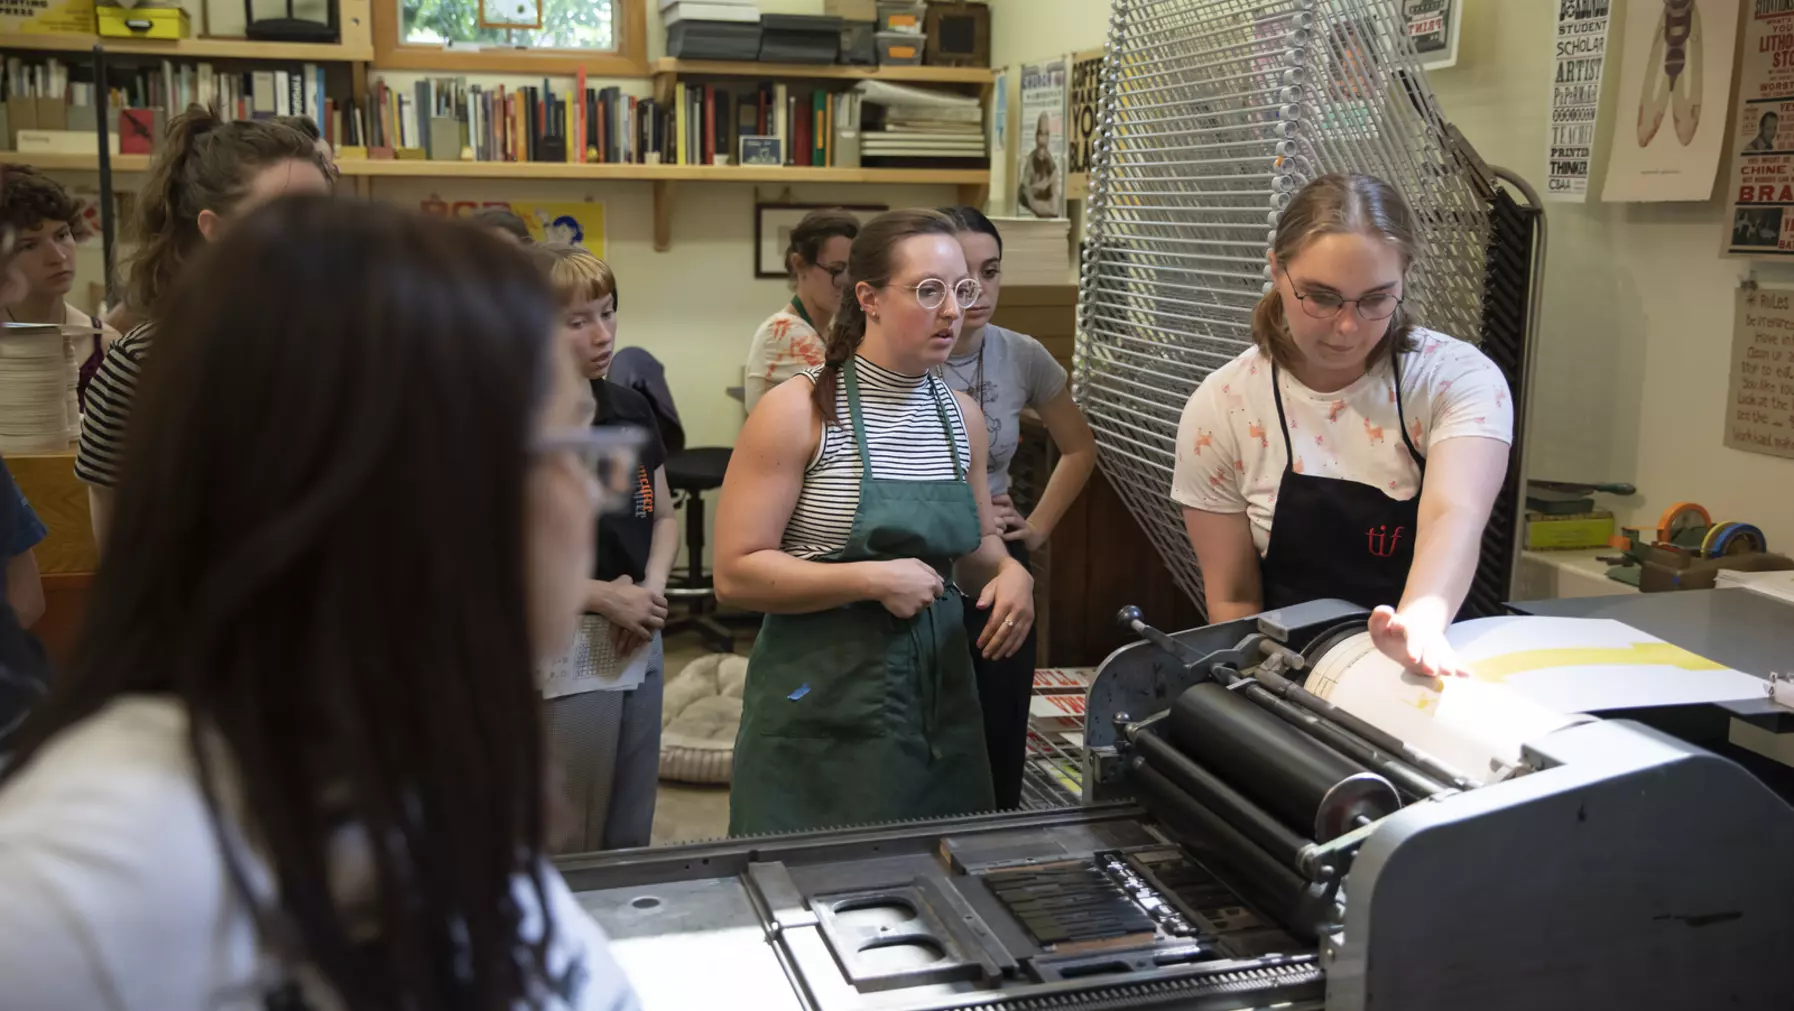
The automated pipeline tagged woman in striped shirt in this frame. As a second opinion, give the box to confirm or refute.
[75,109,329,547]
[716,208,1035,837]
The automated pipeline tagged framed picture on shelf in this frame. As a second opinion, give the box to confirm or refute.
[740,136,783,167]
[754,202,886,279]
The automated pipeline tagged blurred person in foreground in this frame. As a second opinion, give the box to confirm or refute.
[0,197,641,1010]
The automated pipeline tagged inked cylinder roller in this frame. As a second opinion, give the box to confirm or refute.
[1167,682,1399,841]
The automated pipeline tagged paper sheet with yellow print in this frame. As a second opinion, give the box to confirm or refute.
[1306,617,1765,784]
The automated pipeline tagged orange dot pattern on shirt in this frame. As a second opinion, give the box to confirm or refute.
[791,331,824,367]
[1328,400,1346,422]
[1364,419,1385,445]
[1193,429,1214,455]
[1248,421,1268,447]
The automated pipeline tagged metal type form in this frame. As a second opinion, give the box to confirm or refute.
[1076,0,1497,609]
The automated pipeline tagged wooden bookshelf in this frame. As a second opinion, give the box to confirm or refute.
[10,151,986,188]
[0,33,373,62]
[652,58,995,86]
[9,152,988,248]
[337,161,990,249]
[338,160,988,185]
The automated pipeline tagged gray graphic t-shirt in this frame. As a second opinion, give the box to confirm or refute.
[936,324,1068,496]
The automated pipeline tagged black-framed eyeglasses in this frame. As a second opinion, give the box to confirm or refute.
[891,277,982,311]
[1289,283,1404,321]
[819,263,849,285]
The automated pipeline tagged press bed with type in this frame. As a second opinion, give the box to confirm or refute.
[557,599,1794,1011]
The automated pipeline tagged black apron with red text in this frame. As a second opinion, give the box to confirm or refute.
[1259,351,1426,612]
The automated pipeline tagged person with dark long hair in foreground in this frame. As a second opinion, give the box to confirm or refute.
[0,197,640,1010]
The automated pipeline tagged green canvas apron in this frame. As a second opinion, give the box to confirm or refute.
[729,358,995,837]
[789,296,816,330]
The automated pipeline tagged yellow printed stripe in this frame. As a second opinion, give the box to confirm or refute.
[1468,643,1726,683]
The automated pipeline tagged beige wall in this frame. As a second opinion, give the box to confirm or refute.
[361,172,960,445]
[988,0,1794,548]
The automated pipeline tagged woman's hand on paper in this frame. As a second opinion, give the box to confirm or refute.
[1369,604,1469,681]
[590,575,667,643]
[610,624,650,659]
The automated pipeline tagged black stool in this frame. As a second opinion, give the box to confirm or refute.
[664,446,735,653]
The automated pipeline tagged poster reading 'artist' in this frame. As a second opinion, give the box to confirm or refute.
[1725,285,1794,460]
[1017,57,1068,220]
[1547,0,1611,201]
[1602,0,1740,202]
[1723,3,1794,256]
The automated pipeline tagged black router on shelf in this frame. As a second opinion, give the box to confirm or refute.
[244,0,339,43]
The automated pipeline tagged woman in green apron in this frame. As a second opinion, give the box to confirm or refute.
[716,209,1036,837]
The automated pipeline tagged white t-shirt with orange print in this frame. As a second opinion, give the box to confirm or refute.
[1170,329,1513,556]
[744,306,826,413]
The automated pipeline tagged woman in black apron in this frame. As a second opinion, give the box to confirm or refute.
[1172,174,1513,680]
[716,209,1036,837]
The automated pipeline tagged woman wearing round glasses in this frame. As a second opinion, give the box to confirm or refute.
[1172,174,1512,680]
[716,208,1035,836]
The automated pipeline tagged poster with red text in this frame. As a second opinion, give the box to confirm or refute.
[1724,1,1794,256]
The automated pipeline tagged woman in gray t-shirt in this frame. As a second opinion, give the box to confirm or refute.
[936,206,1098,809]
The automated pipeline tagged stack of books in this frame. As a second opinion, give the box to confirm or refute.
[855,79,985,167]
[989,216,1074,284]
[0,321,90,454]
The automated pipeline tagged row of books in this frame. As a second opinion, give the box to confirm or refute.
[0,55,370,154]
[671,81,862,168]
[365,75,629,164]
[364,74,866,168]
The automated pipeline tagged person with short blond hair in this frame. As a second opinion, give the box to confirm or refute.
[529,242,674,852]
